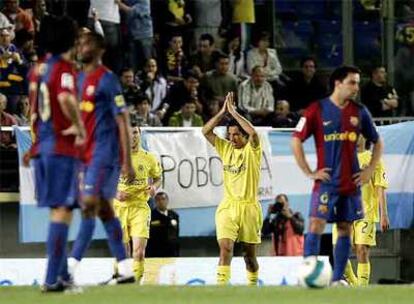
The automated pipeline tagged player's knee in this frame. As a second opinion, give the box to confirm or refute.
[243,256,258,271]
[219,243,233,257]
[357,245,370,261]
[336,222,352,236]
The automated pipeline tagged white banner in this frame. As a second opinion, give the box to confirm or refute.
[146,129,274,208]
[0,257,329,286]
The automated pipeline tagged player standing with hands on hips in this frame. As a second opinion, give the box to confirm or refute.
[202,92,263,286]
[291,66,383,285]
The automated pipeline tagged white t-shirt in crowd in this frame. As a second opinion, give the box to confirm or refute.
[89,0,120,24]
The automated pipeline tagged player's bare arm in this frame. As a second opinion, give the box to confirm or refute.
[291,137,331,182]
[146,177,162,197]
[226,92,260,148]
[116,111,135,182]
[202,93,228,146]
[377,186,390,232]
[58,92,86,146]
[353,138,384,185]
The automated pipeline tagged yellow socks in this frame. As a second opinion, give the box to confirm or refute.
[343,260,358,286]
[246,270,259,286]
[217,265,231,285]
[133,260,145,283]
[357,263,370,286]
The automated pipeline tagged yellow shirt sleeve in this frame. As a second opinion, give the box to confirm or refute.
[373,159,388,189]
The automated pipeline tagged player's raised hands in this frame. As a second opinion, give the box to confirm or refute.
[309,168,331,182]
[226,92,237,115]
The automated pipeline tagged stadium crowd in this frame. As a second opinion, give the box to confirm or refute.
[1,0,409,147]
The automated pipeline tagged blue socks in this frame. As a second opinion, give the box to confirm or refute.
[70,218,96,261]
[103,217,127,261]
[333,236,351,281]
[304,233,321,257]
[45,222,69,286]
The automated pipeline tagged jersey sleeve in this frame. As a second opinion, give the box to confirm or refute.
[360,106,379,143]
[149,154,162,179]
[214,136,230,158]
[56,66,76,97]
[104,73,127,117]
[293,103,317,141]
[373,159,388,189]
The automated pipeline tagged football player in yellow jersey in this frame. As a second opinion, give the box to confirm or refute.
[332,135,389,286]
[113,126,162,283]
[202,92,262,286]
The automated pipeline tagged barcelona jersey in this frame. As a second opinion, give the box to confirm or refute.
[293,98,379,195]
[77,65,127,166]
[28,54,79,158]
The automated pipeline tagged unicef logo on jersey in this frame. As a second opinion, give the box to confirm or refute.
[324,131,357,142]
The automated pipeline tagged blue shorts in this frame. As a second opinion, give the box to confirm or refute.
[82,162,120,200]
[309,188,364,223]
[33,155,80,208]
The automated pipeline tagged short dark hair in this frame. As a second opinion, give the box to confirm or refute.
[251,65,263,74]
[121,67,134,75]
[155,192,169,199]
[275,193,288,203]
[254,31,271,46]
[199,33,214,45]
[183,69,200,81]
[370,64,385,77]
[38,15,77,55]
[82,31,106,50]
[182,98,197,106]
[135,93,150,105]
[226,119,248,137]
[300,56,316,68]
[215,51,229,64]
[329,66,361,91]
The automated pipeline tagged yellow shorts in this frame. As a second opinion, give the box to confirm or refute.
[215,199,262,244]
[332,220,376,247]
[114,203,151,243]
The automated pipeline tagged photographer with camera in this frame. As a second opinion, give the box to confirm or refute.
[262,194,304,256]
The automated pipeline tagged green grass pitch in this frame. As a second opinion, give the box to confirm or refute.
[0,285,413,304]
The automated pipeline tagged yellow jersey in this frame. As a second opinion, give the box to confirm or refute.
[114,149,162,207]
[232,0,255,23]
[358,150,388,222]
[214,136,262,202]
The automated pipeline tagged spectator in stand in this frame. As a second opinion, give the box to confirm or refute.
[130,93,163,127]
[238,65,274,125]
[201,51,238,102]
[33,0,47,33]
[1,0,34,35]
[120,67,141,107]
[361,65,398,117]
[162,33,188,84]
[0,28,27,113]
[159,0,193,56]
[189,33,220,78]
[264,100,299,128]
[223,32,246,81]
[14,29,37,66]
[12,94,29,125]
[202,96,221,123]
[190,0,223,49]
[0,11,14,37]
[247,31,283,84]
[136,58,168,116]
[168,98,203,127]
[88,0,122,74]
[147,192,180,257]
[0,93,18,148]
[116,0,154,72]
[163,69,203,121]
[286,57,327,113]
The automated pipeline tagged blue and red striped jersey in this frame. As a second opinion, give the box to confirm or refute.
[293,98,379,195]
[77,65,127,165]
[29,54,79,158]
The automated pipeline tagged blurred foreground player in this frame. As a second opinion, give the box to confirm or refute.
[291,66,383,285]
[67,32,136,284]
[28,15,86,292]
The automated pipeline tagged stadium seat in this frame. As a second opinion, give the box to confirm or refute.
[354,21,381,59]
